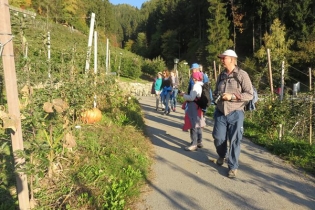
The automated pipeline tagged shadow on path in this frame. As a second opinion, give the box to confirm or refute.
[136,96,315,210]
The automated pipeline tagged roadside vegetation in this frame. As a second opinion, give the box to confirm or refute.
[205,94,315,176]
[1,0,315,209]
[0,14,157,210]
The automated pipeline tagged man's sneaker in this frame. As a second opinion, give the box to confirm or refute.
[167,109,171,114]
[228,169,237,178]
[216,157,224,166]
[197,143,203,148]
[185,145,197,151]
[173,108,176,112]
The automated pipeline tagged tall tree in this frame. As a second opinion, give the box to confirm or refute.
[160,30,179,65]
[206,0,233,64]
[255,18,293,82]
[132,32,148,57]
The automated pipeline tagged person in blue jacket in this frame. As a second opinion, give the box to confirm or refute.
[160,70,173,115]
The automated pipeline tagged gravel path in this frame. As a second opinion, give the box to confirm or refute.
[136,96,315,210]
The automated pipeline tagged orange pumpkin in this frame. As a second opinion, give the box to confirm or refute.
[81,108,102,124]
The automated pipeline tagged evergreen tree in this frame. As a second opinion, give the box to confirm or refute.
[161,30,179,65]
[206,0,233,64]
[132,32,148,57]
[255,18,293,82]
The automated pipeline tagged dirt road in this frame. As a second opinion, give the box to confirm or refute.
[136,96,315,210]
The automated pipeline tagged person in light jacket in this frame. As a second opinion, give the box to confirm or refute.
[179,71,206,151]
[154,72,163,111]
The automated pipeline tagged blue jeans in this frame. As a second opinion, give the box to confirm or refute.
[161,92,171,113]
[212,109,244,170]
[171,88,178,109]
[210,89,214,104]
[190,127,202,145]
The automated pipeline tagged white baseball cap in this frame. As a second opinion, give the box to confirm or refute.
[218,49,238,58]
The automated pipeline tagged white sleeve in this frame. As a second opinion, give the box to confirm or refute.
[183,83,202,101]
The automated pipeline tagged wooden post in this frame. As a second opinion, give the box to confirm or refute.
[267,49,274,95]
[280,61,284,101]
[0,0,30,209]
[279,124,283,140]
[309,68,313,145]
[213,61,217,81]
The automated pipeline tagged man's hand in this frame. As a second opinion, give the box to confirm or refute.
[222,93,234,101]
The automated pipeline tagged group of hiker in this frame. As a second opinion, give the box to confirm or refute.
[151,49,254,179]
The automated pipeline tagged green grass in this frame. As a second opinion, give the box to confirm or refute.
[244,116,315,175]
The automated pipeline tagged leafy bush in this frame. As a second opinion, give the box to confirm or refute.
[0,16,152,210]
[142,56,166,76]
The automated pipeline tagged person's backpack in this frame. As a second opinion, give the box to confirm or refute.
[219,71,258,111]
[245,86,258,111]
[195,82,211,110]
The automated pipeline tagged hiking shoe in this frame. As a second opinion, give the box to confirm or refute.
[185,145,197,151]
[216,157,224,166]
[197,143,203,148]
[228,169,237,178]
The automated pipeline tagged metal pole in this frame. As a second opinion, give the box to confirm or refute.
[47,31,51,78]
[105,38,109,74]
[94,31,97,74]
[85,13,95,73]
[0,1,30,209]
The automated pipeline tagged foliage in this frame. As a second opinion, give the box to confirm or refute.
[142,56,166,76]
[206,0,233,63]
[0,13,152,210]
[132,32,148,57]
[160,30,179,65]
[205,97,315,176]
[244,95,315,175]
[254,19,293,83]
[119,56,142,79]
[8,0,315,82]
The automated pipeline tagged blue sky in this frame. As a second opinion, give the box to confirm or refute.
[109,0,147,8]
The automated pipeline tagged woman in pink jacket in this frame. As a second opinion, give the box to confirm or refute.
[179,71,206,151]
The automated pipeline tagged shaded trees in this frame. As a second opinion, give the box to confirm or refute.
[206,0,233,63]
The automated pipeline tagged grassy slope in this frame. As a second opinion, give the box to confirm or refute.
[0,15,153,210]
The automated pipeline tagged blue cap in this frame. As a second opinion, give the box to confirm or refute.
[190,63,199,70]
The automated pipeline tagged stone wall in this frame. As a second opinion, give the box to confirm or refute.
[118,81,154,97]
